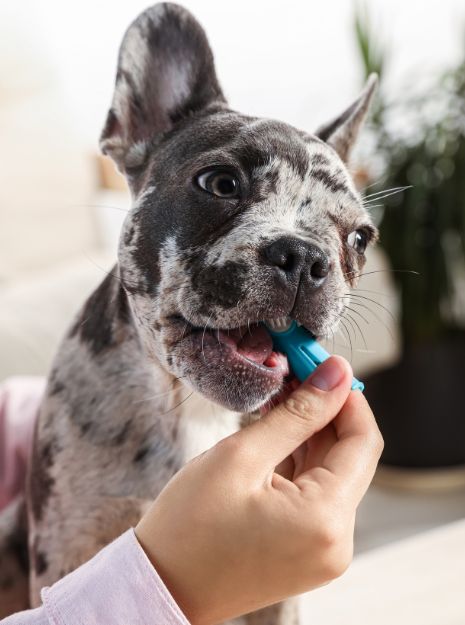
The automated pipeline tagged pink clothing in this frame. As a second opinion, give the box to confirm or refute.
[0,378,190,625]
[0,377,45,510]
[2,529,190,625]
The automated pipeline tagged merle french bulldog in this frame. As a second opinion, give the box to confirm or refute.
[0,3,378,622]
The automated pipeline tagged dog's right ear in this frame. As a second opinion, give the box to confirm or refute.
[100,3,225,171]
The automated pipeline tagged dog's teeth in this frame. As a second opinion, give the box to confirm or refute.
[265,316,292,332]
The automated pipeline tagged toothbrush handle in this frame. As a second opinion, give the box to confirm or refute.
[297,344,364,391]
[269,324,364,392]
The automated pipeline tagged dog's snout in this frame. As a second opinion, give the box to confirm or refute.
[262,236,329,289]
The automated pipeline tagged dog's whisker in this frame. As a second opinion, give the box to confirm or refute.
[361,203,383,210]
[347,288,394,299]
[181,322,189,340]
[344,268,420,282]
[362,186,411,200]
[70,203,130,213]
[339,318,354,363]
[349,293,397,325]
[133,376,186,404]
[343,304,370,325]
[201,313,214,363]
[134,389,176,404]
[344,310,368,350]
[362,185,412,201]
[158,391,194,417]
[349,300,396,343]
[362,174,389,192]
[83,253,145,290]
[343,315,359,351]
[330,341,377,354]
[335,324,350,356]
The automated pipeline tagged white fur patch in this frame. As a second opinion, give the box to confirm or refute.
[177,391,241,463]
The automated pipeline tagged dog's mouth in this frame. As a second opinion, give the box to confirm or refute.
[208,323,289,372]
[168,316,307,412]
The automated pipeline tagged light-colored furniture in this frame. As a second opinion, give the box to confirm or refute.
[302,519,465,625]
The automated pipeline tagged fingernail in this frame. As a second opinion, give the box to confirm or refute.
[309,357,346,391]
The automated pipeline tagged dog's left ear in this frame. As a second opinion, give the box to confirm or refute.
[316,74,378,162]
[100,3,225,171]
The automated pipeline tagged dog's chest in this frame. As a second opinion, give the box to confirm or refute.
[176,392,242,463]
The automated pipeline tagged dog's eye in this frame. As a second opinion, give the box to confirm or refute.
[347,229,368,254]
[196,171,240,198]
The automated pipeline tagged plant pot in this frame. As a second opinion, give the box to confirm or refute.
[364,334,465,468]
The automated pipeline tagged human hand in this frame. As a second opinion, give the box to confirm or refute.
[135,356,383,625]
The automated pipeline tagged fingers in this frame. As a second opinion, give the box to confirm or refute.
[236,357,353,475]
[298,391,384,504]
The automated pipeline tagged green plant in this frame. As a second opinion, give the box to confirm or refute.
[354,6,465,345]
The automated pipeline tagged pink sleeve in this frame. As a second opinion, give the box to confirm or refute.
[0,377,46,511]
[2,529,191,625]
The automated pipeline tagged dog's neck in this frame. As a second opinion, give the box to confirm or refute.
[176,392,242,462]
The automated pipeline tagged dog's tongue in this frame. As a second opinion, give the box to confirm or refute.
[235,325,273,364]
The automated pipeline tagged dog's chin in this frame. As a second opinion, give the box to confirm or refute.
[169,320,287,412]
[166,317,323,412]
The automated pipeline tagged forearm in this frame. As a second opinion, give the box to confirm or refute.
[1,529,190,625]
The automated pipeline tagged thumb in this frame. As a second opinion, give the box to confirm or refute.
[237,356,353,472]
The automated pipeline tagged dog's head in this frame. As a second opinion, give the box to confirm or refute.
[101,3,378,412]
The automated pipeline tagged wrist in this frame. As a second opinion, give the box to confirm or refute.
[135,519,207,625]
[135,517,255,625]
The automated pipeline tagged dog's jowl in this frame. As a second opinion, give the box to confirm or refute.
[0,3,378,623]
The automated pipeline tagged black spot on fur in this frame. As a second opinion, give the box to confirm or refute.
[232,122,309,180]
[80,422,92,435]
[116,281,131,324]
[70,270,131,355]
[69,272,115,352]
[77,414,131,446]
[133,446,150,463]
[112,421,131,446]
[262,167,280,195]
[48,368,66,396]
[49,380,65,395]
[191,259,249,310]
[312,153,331,167]
[130,252,161,296]
[165,455,176,470]
[311,167,351,196]
[29,436,56,523]
[34,551,48,576]
[299,198,312,212]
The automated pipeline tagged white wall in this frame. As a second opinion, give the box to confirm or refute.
[4,0,465,148]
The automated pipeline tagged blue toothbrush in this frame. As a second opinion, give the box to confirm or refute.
[264,318,364,392]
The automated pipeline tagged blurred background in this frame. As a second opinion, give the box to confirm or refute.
[1,0,465,622]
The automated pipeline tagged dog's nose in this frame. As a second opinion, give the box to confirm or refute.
[262,236,329,289]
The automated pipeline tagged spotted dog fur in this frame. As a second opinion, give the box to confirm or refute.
[0,3,378,622]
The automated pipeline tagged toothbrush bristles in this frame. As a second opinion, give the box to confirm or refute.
[266,316,292,332]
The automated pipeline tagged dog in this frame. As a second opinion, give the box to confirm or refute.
[0,3,378,622]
